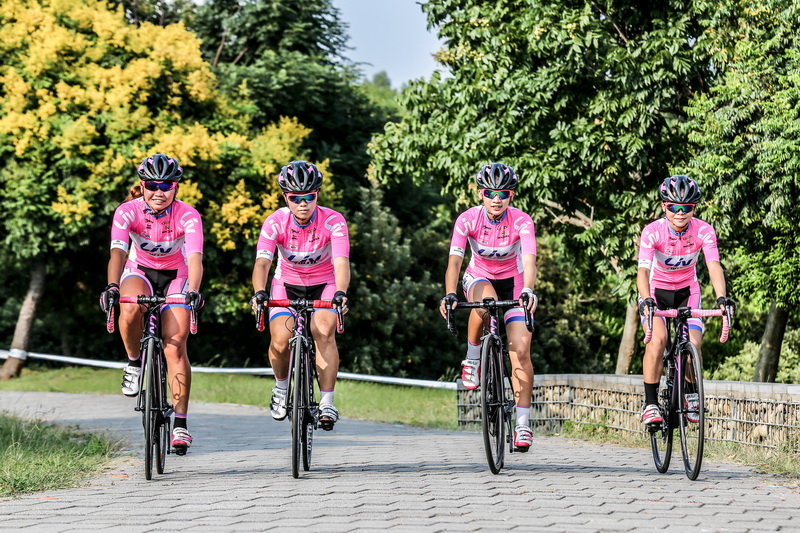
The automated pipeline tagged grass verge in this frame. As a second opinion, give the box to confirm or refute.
[0,414,118,497]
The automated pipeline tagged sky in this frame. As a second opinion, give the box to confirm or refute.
[332,0,443,89]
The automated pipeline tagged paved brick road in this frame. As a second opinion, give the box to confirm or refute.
[1,390,799,532]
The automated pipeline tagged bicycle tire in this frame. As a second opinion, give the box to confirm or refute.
[291,339,305,478]
[143,339,156,480]
[302,357,314,472]
[678,342,705,480]
[649,353,674,473]
[480,335,505,474]
[155,351,169,475]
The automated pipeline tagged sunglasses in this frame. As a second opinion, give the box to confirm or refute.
[287,193,317,204]
[666,203,695,214]
[143,180,178,192]
[482,189,512,200]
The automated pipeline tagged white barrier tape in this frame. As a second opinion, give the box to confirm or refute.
[0,349,457,390]
[8,348,27,360]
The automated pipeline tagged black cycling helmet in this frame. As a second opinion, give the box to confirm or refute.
[137,154,183,182]
[277,160,323,192]
[475,163,518,190]
[659,175,702,204]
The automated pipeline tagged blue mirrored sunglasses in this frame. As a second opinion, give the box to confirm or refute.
[482,189,512,200]
[287,193,317,204]
[666,203,695,214]
[143,180,177,192]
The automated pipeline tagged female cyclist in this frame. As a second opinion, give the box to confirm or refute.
[637,174,735,426]
[251,160,350,431]
[439,163,538,451]
[99,154,204,455]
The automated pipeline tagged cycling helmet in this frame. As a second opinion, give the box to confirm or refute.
[475,163,518,190]
[659,175,702,204]
[277,160,323,192]
[137,154,183,182]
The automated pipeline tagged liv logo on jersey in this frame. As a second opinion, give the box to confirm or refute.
[287,253,323,265]
[140,242,174,254]
[664,256,694,267]
[477,249,511,259]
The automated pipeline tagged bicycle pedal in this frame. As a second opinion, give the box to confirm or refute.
[172,445,188,456]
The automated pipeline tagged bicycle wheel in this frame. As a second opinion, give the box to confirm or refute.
[291,339,306,479]
[155,352,169,475]
[480,336,505,474]
[302,358,315,472]
[143,339,157,480]
[649,356,674,473]
[678,342,705,480]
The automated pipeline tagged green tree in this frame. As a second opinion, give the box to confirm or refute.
[683,0,800,382]
[371,0,736,372]
[189,0,388,203]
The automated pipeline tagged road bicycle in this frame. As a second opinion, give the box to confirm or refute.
[107,295,198,480]
[643,305,731,480]
[446,297,533,474]
[255,298,344,478]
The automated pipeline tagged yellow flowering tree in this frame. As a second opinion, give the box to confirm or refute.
[0,0,312,375]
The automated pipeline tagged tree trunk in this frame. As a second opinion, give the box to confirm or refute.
[753,300,789,383]
[615,301,639,374]
[1,263,46,380]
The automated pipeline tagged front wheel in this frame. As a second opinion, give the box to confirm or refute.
[480,336,505,474]
[143,339,156,480]
[678,342,705,480]
[291,340,308,478]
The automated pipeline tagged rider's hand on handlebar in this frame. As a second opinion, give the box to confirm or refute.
[99,283,120,314]
[519,288,537,313]
[185,290,205,310]
[332,290,349,314]
[250,290,268,313]
[717,296,736,316]
[638,297,656,318]
[440,293,458,319]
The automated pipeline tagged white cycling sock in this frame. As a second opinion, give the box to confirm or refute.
[466,341,481,360]
[516,406,531,427]
[320,389,334,406]
[276,378,289,390]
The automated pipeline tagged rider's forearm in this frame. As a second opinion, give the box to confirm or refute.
[707,261,727,299]
[187,253,203,292]
[637,267,652,300]
[444,255,463,295]
[107,248,127,286]
[333,257,351,293]
[252,258,272,292]
[522,254,537,289]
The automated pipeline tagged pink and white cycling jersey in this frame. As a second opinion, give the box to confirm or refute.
[256,206,350,286]
[110,198,204,275]
[449,206,537,279]
[638,218,720,290]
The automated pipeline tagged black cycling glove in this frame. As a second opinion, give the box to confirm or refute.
[638,297,656,317]
[99,283,120,314]
[717,296,736,314]
[185,290,205,310]
[332,290,349,311]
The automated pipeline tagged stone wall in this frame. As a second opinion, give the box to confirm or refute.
[456,374,800,451]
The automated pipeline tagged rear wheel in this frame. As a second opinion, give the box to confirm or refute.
[291,340,306,479]
[678,342,705,480]
[650,354,674,474]
[480,336,505,474]
[143,340,156,480]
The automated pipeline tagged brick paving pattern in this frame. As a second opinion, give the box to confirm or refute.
[1,390,799,532]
